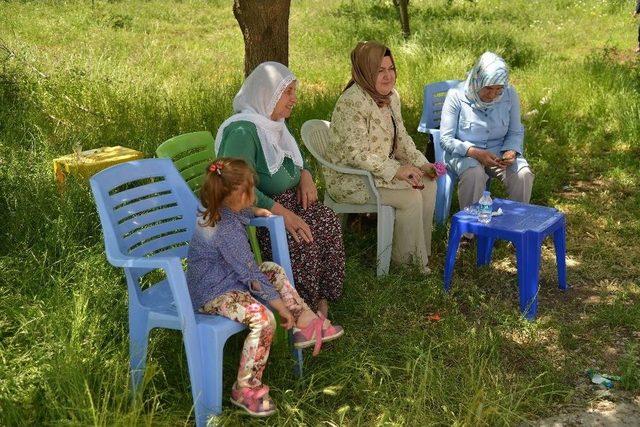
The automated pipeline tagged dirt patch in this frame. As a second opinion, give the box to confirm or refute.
[532,390,640,426]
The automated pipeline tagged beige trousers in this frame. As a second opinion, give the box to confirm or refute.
[458,165,534,209]
[378,177,437,273]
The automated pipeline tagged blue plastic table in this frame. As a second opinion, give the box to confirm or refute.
[444,198,567,319]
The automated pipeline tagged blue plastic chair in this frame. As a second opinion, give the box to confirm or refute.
[443,198,568,320]
[419,80,493,225]
[90,158,302,426]
[418,80,462,225]
[155,131,264,264]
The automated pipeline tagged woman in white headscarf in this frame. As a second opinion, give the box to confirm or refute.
[440,52,534,220]
[216,62,344,317]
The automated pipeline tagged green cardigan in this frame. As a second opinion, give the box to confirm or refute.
[217,121,305,209]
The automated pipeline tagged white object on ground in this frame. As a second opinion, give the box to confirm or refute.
[491,208,504,216]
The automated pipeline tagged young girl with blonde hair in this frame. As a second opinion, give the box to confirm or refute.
[186,157,343,417]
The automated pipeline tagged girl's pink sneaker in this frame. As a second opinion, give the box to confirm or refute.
[230,383,276,417]
[316,312,344,343]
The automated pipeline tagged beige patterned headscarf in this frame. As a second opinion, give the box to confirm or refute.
[344,41,396,107]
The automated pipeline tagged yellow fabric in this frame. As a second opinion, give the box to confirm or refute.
[53,146,144,183]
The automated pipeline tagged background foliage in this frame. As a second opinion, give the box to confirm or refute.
[1,0,639,425]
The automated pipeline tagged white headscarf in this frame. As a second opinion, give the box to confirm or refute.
[214,61,304,175]
[464,52,509,110]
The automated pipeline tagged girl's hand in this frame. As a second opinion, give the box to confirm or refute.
[394,165,423,186]
[250,280,262,292]
[269,298,294,329]
[252,207,272,218]
[278,308,294,329]
[271,203,313,243]
[296,169,318,210]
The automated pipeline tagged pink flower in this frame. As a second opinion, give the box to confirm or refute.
[433,162,447,177]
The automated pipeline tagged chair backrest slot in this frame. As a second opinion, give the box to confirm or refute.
[417,80,462,133]
[156,131,215,192]
[123,215,184,239]
[108,181,173,210]
[128,228,189,255]
[117,202,179,225]
[117,206,188,238]
[142,240,190,258]
[109,176,166,196]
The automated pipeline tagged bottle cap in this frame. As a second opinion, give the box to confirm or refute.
[483,190,490,196]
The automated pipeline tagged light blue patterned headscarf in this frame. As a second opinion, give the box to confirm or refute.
[464,52,509,110]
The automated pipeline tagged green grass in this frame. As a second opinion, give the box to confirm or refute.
[1,0,639,425]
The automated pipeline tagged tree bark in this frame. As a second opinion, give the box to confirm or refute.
[396,0,410,39]
[233,0,291,77]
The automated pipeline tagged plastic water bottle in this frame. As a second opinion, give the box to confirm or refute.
[478,190,493,224]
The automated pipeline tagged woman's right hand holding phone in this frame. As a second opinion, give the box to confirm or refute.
[468,147,502,168]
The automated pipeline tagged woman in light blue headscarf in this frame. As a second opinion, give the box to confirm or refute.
[440,51,534,220]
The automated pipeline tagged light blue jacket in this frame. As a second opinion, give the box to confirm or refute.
[439,84,529,176]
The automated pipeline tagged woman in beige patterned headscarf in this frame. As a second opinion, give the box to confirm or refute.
[326,41,442,274]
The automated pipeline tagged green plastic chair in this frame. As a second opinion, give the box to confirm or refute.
[156,131,263,263]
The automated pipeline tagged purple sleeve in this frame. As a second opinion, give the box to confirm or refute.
[216,223,279,301]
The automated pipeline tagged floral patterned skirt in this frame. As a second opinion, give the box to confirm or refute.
[257,188,345,311]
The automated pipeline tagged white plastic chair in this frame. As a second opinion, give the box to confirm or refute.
[300,119,394,276]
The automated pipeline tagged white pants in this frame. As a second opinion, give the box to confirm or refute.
[378,177,437,273]
[458,165,534,209]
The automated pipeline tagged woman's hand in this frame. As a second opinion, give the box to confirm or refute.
[394,165,424,186]
[468,147,502,168]
[252,207,272,217]
[420,163,438,180]
[499,150,517,169]
[271,202,313,244]
[296,169,318,210]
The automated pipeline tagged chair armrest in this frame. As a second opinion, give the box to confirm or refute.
[249,215,284,228]
[323,163,374,177]
[307,157,382,204]
[106,252,183,270]
[248,215,294,283]
[105,253,198,329]
[309,153,373,177]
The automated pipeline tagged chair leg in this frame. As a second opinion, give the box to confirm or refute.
[267,217,295,283]
[444,219,462,291]
[434,175,448,225]
[515,235,542,320]
[553,219,568,291]
[476,236,495,267]
[187,328,223,427]
[442,172,455,223]
[264,216,304,376]
[377,206,394,276]
[129,308,150,394]
[292,345,304,378]
[339,213,348,229]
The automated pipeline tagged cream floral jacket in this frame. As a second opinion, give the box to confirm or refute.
[325,84,428,204]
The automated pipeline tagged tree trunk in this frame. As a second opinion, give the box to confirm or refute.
[233,0,291,77]
[397,0,410,39]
